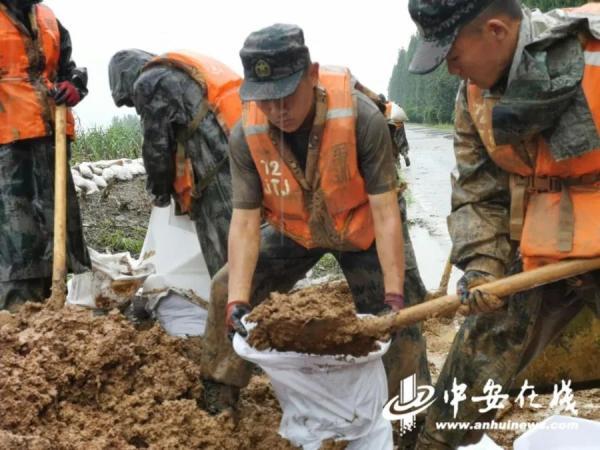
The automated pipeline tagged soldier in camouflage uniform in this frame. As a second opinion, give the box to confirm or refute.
[108,50,233,277]
[0,0,90,310]
[408,0,600,448]
[200,25,431,427]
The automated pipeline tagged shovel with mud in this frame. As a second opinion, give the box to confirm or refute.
[245,257,600,356]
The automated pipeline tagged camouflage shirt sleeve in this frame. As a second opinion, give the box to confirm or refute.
[133,67,204,204]
[447,82,513,278]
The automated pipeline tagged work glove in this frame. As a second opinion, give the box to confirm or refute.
[226,301,252,340]
[456,270,505,316]
[53,81,82,107]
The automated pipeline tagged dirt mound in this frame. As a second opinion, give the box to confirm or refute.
[246,284,388,357]
[0,303,296,449]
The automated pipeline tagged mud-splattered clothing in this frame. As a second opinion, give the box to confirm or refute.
[420,7,600,448]
[0,2,89,309]
[132,66,233,277]
[203,86,431,411]
[229,89,398,209]
[201,196,431,400]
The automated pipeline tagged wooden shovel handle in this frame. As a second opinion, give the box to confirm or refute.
[363,257,600,336]
[48,104,68,309]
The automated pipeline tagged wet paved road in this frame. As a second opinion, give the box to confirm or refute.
[402,124,462,292]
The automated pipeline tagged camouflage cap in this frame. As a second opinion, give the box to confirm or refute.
[408,0,496,74]
[239,24,311,101]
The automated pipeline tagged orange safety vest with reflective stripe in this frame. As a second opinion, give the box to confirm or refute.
[0,4,75,144]
[144,51,242,213]
[467,11,600,271]
[242,66,375,250]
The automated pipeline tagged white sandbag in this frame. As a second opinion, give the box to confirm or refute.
[78,162,94,179]
[112,164,133,181]
[67,248,154,309]
[93,174,107,189]
[102,167,116,182]
[94,159,124,169]
[514,415,600,450]
[141,202,211,303]
[128,162,146,176]
[72,171,99,195]
[234,320,393,450]
[91,164,104,176]
[155,292,207,337]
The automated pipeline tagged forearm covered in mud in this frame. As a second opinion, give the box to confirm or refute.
[447,83,512,279]
[369,190,405,295]
[227,208,262,304]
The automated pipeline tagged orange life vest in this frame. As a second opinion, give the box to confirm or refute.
[467,21,600,270]
[0,3,75,144]
[144,51,242,213]
[242,66,374,250]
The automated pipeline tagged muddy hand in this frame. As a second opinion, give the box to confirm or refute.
[226,301,252,340]
[457,270,505,315]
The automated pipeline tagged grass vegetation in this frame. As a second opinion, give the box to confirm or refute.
[72,115,142,164]
[94,219,146,257]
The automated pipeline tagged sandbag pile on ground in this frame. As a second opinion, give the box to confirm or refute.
[71,158,146,195]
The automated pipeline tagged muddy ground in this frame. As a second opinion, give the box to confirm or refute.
[2,125,597,449]
[0,303,346,450]
[78,176,151,258]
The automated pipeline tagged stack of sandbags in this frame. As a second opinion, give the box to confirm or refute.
[71,158,146,194]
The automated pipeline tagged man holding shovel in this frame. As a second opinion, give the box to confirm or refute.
[109,49,239,277]
[408,0,600,447]
[201,24,431,430]
[0,0,89,310]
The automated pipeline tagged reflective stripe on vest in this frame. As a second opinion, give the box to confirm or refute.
[144,52,242,214]
[467,35,600,271]
[0,4,75,144]
[242,66,374,250]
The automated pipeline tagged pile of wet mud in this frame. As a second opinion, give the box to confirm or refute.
[0,303,310,449]
[246,284,388,357]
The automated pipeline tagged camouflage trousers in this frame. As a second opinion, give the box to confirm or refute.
[0,138,90,309]
[418,272,600,449]
[201,197,431,399]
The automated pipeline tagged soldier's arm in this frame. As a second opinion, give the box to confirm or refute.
[56,20,88,99]
[447,82,512,278]
[369,191,405,295]
[227,125,263,303]
[357,94,405,295]
[133,70,188,206]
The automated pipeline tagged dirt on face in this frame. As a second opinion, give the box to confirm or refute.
[246,284,388,357]
[0,303,303,449]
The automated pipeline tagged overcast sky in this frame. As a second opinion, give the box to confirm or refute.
[44,0,416,129]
